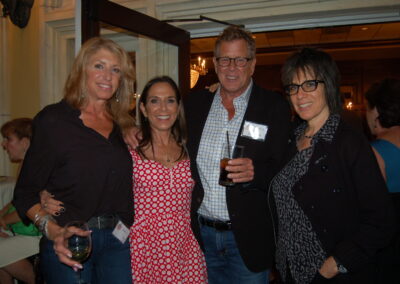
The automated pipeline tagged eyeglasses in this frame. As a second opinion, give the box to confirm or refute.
[215,57,252,67]
[284,80,324,96]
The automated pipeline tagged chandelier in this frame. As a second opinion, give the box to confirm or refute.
[190,56,208,88]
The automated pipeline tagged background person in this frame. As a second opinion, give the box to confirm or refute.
[271,47,394,283]
[12,37,135,284]
[185,25,291,283]
[129,76,207,283]
[0,118,39,284]
[364,78,400,283]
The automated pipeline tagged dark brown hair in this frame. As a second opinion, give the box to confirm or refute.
[281,47,342,114]
[137,76,187,162]
[365,78,400,128]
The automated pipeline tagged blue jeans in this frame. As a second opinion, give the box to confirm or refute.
[40,228,131,284]
[200,222,269,284]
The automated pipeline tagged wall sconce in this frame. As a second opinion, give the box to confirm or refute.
[1,0,34,28]
[345,101,353,110]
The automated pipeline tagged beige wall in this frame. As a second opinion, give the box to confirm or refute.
[2,2,40,176]
[7,2,41,119]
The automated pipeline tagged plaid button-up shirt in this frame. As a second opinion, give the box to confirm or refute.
[197,81,252,221]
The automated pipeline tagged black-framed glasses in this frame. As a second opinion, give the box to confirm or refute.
[284,80,324,96]
[216,57,252,67]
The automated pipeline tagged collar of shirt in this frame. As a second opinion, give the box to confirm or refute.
[60,99,119,140]
[215,79,253,109]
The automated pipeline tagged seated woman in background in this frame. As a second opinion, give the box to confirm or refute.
[0,118,40,284]
[270,47,394,283]
[364,78,400,283]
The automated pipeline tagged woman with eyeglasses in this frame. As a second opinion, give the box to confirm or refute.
[269,47,395,283]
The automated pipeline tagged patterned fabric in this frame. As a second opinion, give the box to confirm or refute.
[272,114,340,284]
[129,150,207,283]
[197,81,252,221]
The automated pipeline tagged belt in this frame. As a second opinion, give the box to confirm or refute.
[199,216,232,231]
[87,214,119,229]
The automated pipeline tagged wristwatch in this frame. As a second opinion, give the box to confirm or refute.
[333,256,348,274]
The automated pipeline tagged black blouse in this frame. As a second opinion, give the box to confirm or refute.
[13,100,134,227]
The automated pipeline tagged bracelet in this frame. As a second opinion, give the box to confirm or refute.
[33,207,42,226]
[33,212,41,226]
[36,214,55,238]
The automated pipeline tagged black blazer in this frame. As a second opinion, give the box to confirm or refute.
[184,83,292,272]
[271,118,395,282]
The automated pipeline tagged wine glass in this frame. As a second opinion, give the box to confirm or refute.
[65,220,92,284]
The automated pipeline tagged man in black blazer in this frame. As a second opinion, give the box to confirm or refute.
[185,26,291,283]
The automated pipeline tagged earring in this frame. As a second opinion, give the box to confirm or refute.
[115,94,120,103]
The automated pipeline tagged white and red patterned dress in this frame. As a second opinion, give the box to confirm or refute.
[129,150,207,283]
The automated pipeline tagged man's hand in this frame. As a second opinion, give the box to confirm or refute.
[0,216,7,230]
[0,231,10,238]
[226,158,254,183]
[123,126,140,149]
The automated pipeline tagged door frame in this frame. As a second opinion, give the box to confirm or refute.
[81,0,190,95]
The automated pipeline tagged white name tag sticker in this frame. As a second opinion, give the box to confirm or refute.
[112,220,130,244]
[241,121,268,141]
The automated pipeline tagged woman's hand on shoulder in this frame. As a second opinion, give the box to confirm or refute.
[206,83,220,93]
[123,126,140,149]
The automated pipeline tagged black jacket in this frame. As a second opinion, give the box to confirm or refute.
[185,84,291,272]
[271,118,395,282]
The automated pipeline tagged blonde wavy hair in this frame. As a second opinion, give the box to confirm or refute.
[64,37,135,131]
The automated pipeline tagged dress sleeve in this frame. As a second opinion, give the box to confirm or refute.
[12,110,59,223]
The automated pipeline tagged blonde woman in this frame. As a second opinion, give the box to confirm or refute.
[13,37,136,284]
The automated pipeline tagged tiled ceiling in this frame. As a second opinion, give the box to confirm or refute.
[191,22,400,65]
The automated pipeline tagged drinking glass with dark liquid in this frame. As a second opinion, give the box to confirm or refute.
[219,144,245,186]
[65,220,92,284]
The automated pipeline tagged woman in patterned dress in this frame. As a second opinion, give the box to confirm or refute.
[129,76,207,283]
[269,48,394,283]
